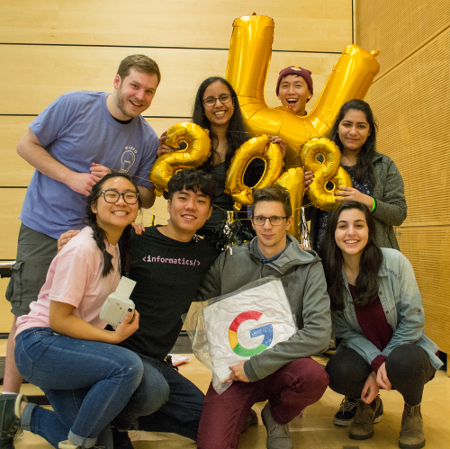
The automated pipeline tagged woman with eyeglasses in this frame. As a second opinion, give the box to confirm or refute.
[1,174,143,449]
[158,76,285,236]
[319,201,441,449]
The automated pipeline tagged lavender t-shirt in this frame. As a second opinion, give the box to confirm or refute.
[20,91,158,238]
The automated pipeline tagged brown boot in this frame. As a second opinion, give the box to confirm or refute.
[349,396,382,440]
[399,403,426,449]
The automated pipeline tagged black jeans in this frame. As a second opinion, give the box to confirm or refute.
[326,344,436,405]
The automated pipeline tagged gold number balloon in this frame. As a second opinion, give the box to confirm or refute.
[274,167,305,240]
[149,123,211,196]
[300,138,352,211]
[225,14,380,169]
[225,135,284,210]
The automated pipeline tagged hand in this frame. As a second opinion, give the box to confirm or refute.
[131,222,146,235]
[57,230,80,253]
[67,172,97,196]
[361,371,379,404]
[269,136,286,156]
[304,170,314,192]
[376,362,392,390]
[335,186,372,209]
[113,311,140,343]
[227,361,250,383]
[90,163,111,182]
[157,131,172,157]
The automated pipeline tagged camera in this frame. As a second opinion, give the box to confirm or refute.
[100,276,136,329]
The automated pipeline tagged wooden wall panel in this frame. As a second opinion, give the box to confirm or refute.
[397,228,450,354]
[356,1,450,356]
[1,189,26,259]
[356,1,450,75]
[0,117,34,186]
[2,1,352,52]
[365,30,450,227]
[0,45,339,116]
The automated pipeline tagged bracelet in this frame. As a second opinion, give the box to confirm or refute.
[371,198,377,213]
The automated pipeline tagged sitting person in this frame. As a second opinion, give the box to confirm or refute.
[57,169,232,447]
[195,186,331,449]
[276,66,313,117]
[0,173,143,449]
[319,201,442,449]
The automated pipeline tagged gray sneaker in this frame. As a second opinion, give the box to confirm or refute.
[261,402,293,449]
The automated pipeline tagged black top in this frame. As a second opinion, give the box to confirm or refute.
[119,226,219,360]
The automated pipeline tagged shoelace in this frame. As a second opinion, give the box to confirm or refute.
[338,398,356,413]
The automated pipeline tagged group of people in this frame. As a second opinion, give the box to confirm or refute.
[0,54,442,449]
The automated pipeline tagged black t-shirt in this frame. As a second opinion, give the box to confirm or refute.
[119,226,219,361]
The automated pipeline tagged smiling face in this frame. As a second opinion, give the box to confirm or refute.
[338,109,371,156]
[277,74,312,116]
[110,68,158,120]
[91,176,139,243]
[165,189,212,241]
[252,201,293,258]
[335,208,369,260]
[202,80,235,130]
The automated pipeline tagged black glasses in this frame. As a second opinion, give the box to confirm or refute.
[98,189,139,205]
[202,94,232,106]
[252,216,287,226]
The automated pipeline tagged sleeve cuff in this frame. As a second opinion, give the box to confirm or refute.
[371,355,387,373]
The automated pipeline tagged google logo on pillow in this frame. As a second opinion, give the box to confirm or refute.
[228,310,274,357]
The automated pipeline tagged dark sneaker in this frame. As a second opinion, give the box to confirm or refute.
[261,402,293,449]
[0,394,27,449]
[242,408,258,433]
[111,427,134,449]
[334,396,357,426]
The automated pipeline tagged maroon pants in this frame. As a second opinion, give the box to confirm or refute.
[197,358,329,449]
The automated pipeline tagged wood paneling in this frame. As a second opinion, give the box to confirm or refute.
[357,2,450,356]
[1,189,26,259]
[0,45,339,117]
[397,228,450,354]
[365,29,450,227]
[356,1,450,75]
[0,117,35,186]
[2,1,352,52]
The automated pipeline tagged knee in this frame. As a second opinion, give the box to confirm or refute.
[132,373,170,416]
[386,345,427,382]
[288,359,329,395]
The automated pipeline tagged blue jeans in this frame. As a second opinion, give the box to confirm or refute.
[114,355,204,441]
[15,328,144,448]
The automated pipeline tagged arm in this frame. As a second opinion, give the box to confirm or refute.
[244,261,332,382]
[49,301,139,344]
[17,128,97,196]
[194,252,225,302]
[137,185,156,209]
[381,251,425,357]
[372,157,407,226]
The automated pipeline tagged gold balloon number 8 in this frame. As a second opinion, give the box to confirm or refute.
[300,138,352,211]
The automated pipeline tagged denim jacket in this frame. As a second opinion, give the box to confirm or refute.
[332,248,443,371]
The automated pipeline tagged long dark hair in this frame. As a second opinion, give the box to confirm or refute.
[192,76,249,171]
[329,99,378,185]
[318,201,383,311]
[86,173,141,277]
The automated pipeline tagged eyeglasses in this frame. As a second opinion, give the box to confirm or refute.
[202,94,232,106]
[98,189,139,205]
[252,216,287,226]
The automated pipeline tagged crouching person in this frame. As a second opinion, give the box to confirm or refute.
[195,186,331,449]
